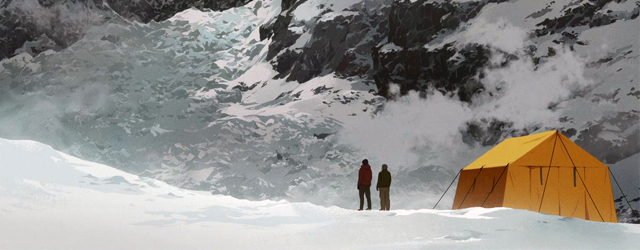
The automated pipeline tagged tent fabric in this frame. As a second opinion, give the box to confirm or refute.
[463,130,609,169]
[452,130,618,223]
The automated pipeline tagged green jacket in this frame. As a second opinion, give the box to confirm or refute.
[376,170,391,188]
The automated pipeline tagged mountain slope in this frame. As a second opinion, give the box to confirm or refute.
[0,0,255,59]
[0,0,638,216]
[1,138,639,249]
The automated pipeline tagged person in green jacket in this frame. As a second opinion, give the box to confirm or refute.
[376,164,392,211]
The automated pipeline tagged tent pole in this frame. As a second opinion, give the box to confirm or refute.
[432,169,462,209]
[558,136,605,222]
[480,164,509,207]
[608,167,638,216]
[457,165,484,209]
[574,167,605,222]
[538,134,558,212]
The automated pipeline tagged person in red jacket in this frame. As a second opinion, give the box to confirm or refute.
[357,159,372,211]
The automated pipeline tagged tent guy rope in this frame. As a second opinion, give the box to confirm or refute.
[558,135,605,222]
[457,165,484,209]
[538,133,558,212]
[432,169,462,209]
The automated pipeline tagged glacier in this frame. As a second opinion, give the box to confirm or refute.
[1,138,639,249]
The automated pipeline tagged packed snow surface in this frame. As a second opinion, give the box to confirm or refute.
[1,138,638,249]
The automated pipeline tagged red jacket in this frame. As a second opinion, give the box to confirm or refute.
[358,164,372,186]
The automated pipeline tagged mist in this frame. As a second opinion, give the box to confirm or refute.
[338,18,594,175]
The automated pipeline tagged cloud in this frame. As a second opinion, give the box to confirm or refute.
[457,18,529,55]
[339,90,476,171]
[473,46,592,129]
[338,19,594,173]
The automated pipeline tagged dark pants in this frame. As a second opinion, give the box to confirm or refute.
[379,187,390,210]
[358,185,371,210]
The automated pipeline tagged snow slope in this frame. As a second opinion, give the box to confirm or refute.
[1,138,639,249]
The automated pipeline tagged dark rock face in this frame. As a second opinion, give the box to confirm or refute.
[372,0,497,101]
[0,10,40,59]
[261,0,391,83]
[372,0,639,101]
[105,0,253,22]
[259,0,300,58]
[0,0,112,59]
[373,42,489,101]
[387,0,481,48]
[0,0,252,59]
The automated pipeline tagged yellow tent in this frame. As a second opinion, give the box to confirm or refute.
[452,130,617,223]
